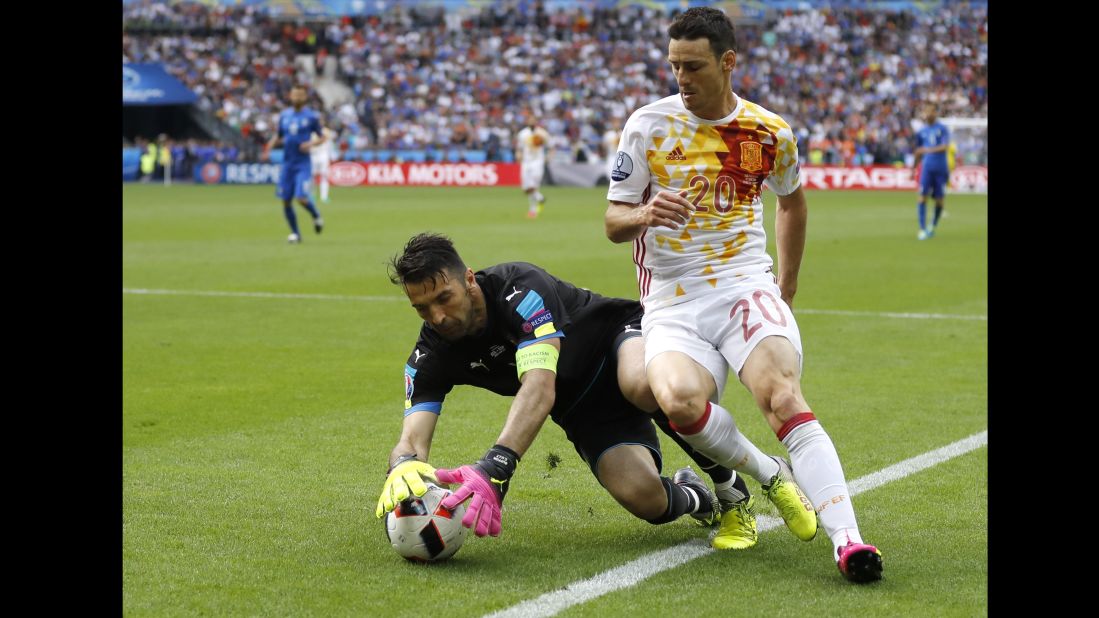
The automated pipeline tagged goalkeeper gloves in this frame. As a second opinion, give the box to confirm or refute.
[375,454,437,518]
[434,445,520,537]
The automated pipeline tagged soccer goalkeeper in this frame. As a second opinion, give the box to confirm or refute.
[375,233,812,551]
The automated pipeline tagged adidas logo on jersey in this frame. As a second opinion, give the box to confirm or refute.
[665,146,687,161]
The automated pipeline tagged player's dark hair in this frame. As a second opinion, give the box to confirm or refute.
[668,7,738,58]
[388,233,467,286]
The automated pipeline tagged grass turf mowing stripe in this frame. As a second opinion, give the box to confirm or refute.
[123,288,986,321]
[122,287,403,302]
[796,308,986,321]
[484,429,987,618]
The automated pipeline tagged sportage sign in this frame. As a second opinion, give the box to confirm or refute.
[798,165,987,193]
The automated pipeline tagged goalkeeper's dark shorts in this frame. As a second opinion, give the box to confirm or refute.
[557,313,663,482]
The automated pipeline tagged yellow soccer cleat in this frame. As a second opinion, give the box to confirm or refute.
[711,496,758,550]
[763,456,818,542]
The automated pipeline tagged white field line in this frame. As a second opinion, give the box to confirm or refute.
[122,288,985,321]
[484,429,988,618]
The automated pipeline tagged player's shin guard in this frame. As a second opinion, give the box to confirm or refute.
[669,402,780,486]
[645,476,699,525]
[778,415,864,552]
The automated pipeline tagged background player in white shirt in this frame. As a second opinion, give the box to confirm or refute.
[515,112,551,219]
[604,7,881,583]
[602,122,621,184]
[310,126,337,203]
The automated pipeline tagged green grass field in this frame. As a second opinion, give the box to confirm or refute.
[123,183,987,616]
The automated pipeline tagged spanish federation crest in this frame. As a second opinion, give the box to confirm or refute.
[740,142,763,172]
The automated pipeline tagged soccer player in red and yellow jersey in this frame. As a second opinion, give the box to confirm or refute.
[605,7,881,583]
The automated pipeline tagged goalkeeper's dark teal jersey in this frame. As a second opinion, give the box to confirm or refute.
[401,262,641,423]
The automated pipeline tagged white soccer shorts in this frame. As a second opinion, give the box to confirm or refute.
[521,161,544,190]
[641,273,804,401]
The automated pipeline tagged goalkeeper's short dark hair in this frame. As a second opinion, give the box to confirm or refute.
[388,233,468,286]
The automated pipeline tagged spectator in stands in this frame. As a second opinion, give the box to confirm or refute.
[123,2,986,167]
[154,134,171,181]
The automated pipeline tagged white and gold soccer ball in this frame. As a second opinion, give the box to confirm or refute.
[384,483,468,562]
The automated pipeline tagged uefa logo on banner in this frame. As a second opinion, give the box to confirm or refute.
[201,163,222,184]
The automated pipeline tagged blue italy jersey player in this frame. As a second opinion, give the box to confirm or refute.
[266,85,327,244]
[913,103,950,240]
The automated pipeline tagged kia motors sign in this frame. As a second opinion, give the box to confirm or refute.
[328,161,367,186]
[327,162,520,187]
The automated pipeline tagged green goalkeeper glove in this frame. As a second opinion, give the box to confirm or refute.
[375,454,437,518]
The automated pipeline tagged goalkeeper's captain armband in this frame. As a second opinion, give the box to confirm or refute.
[515,343,559,379]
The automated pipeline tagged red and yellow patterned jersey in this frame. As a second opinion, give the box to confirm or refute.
[517,126,551,164]
[606,94,801,310]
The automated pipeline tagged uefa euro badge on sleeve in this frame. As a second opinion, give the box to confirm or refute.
[611,151,633,181]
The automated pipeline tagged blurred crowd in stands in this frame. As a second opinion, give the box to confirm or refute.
[123,0,987,167]
[123,134,241,180]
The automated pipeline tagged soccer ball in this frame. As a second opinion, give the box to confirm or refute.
[385,483,468,562]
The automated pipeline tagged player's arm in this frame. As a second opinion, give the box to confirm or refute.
[311,121,332,147]
[265,135,283,162]
[492,337,560,456]
[388,409,439,468]
[434,337,563,537]
[264,122,283,161]
[605,192,695,243]
[267,116,284,150]
[774,186,808,308]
